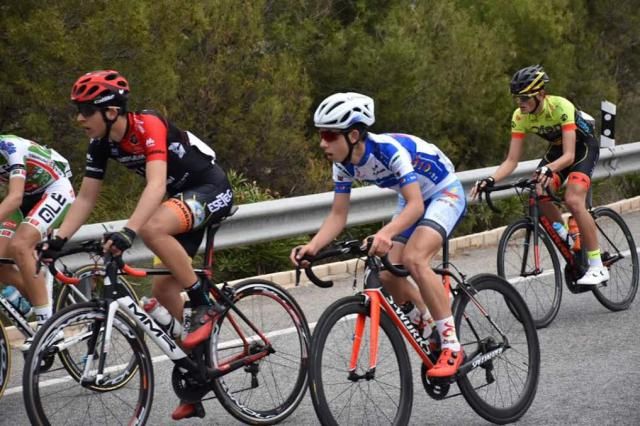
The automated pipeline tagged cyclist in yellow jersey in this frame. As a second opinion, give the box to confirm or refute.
[470,65,607,285]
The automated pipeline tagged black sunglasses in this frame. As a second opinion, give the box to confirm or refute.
[76,103,101,117]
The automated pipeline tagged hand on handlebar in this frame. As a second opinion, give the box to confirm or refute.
[102,227,136,256]
[290,244,317,268]
[470,176,495,200]
[366,231,394,257]
[39,236,68,261]
[534,166,554,189]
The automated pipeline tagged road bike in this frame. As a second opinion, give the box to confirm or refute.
[300,239,540,425]
[483,178,639,328]
[22,212,312,425]
[0,256,138,400]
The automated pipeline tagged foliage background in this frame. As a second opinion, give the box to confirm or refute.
[1,0,638,278]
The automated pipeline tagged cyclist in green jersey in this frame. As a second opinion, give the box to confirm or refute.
[470,65,607,285]
[0,135,75,347]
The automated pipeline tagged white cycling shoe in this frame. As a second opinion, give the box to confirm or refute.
[576,265,610,286]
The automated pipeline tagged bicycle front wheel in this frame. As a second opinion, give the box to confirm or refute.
[54,265,141,390]
[22,302,154,425]
[0,324,10,400]
[454,274,540,424]
[309,295,413,426]
[497,218,563,328]
[591,207,639,310]
[209,279,311,425]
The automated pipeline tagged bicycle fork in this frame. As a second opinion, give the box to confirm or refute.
[347,289,436,381]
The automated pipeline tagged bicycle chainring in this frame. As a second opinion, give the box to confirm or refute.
[420,363,450,400]
[171,365,210,402]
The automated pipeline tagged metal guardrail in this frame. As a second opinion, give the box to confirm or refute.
[66,142,640,266]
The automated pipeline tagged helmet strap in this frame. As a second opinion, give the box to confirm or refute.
[533,96,542,113]
[100,109,118,142]
[340,128,366,165]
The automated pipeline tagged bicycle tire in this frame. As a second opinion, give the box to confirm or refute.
[454,274,540,424]
[0,323,10,400]
[590,207,639,310]
[497,218,563,328]
[22,301,154,426]
[209,279,311,424]
[309,295,413,426]
[54,265,141,390]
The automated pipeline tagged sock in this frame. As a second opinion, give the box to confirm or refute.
[436,316,460,352]
[587,249,603,268]
[33,304,52,327]
[185,279,211,308]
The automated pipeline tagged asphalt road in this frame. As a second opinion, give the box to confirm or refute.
[1,210,639,425]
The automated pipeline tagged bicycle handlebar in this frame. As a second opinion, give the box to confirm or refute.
[297,239,411,288]
[480,177,562,213]
[37,239,149,285]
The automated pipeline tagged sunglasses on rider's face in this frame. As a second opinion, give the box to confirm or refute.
[76,103,101,117]
[513,92,539,103]
[319,130,342,142]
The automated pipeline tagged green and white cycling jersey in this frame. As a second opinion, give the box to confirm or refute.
[0,135,72,195]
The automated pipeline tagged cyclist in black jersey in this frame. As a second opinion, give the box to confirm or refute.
[42,70,233,420]
[471,65,607,285]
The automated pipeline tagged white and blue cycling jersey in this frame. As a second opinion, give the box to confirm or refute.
[333,132,465,239]
[333,132,458,200]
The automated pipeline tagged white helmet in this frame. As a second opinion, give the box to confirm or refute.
[313,92,375,130]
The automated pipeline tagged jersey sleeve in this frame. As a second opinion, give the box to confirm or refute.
[381,143,417,188]
[511,109,526,140]
[333,163,353,193]
[85,139,110,179]
[0,138,27,180]
[553,97,577,132]
[138,115,168,162]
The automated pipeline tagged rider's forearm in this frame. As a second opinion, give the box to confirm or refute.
[125,181,166,232]
[379,199,424,238]
[0,194,22,223]
[57,196,98,239]
[546,153,574,173]
[309,212,347,252]
[491,159,518,182]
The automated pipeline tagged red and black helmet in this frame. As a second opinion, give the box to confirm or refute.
[70,70,130,108]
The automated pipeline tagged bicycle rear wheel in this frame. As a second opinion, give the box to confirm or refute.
[454,274,540,424]
[54,266,140,390]
[591,207,639,310]
[209,279,311,425]
[22,302,154,425]
[309,295,412,426]
[0,324,10,400]
[497,218,562,328]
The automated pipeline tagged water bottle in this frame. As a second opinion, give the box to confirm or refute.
[552,222,571,247]
[567,216,581,252]
[182,300,192,340]
[1,285,32,316]
[141,296,183,339]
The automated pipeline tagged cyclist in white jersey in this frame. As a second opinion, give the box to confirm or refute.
[290,93,466,378]
[0,135,75,345]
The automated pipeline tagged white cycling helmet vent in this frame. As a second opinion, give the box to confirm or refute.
[313,92,375,130]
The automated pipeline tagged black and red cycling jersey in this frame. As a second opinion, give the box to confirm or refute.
[85,110,217,194]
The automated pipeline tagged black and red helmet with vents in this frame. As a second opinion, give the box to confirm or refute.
[70,70,130,107]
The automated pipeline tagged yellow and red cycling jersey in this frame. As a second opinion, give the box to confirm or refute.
[511,95,595,146]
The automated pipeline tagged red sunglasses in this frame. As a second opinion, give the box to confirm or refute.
[319,130,342,142]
